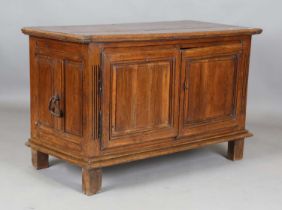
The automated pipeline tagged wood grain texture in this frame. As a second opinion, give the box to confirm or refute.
[102,48,179,149]
[32,149,49,169]
[64,60,83,136]
[30,38,87,156]
[184,57,235,122]
[37,56,54,128]
[82,168,102,195]
[228,138,245,160]
[27,130,252,168]
[83,43,101,158]
[23,21,261,195]
[22,20,262,43]
[178,43,242,137]
[112,61,171,134]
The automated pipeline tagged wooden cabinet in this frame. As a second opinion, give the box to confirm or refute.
[22,20,262,195]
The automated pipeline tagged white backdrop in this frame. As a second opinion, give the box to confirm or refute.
[1,1,282,210]
[0,0,281,114]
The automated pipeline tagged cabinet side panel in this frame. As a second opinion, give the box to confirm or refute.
[28,37,90,160]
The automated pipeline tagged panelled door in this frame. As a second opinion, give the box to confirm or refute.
[179,43,243,137]
[101,48,180,149]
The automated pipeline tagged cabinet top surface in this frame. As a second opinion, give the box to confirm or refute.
[22,20,262,43]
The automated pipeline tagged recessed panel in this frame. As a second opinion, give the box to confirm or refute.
[64,61,83,136]
[37,56,54,128]
[111,61,172,136]
[184,56,236,125]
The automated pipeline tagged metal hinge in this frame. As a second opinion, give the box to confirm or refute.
[98,66,102,96]
[98,110,102,140]
[183,81,188,91]
[98,64,102,140]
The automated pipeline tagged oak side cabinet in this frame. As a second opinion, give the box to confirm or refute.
[22,20,262,195]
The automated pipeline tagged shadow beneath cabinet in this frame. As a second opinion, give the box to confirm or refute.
[40,158,82,193]
[102,143,228,191]
[40,143,228,193]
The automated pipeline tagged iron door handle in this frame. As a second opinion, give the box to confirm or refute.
[48,95,63,117]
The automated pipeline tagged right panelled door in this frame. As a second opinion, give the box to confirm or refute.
[179,43,244,138]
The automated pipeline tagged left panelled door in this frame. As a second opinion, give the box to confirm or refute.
[101,47,180,150]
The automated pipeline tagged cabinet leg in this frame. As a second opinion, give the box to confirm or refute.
[32,149,49,169]
[82,168,102,196]
[228,138,244,161]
